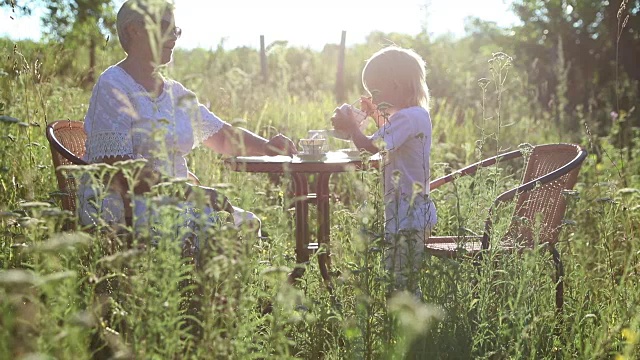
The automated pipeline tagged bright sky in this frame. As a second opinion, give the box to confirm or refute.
[1,0,518,50]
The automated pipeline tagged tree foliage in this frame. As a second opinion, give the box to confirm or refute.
[1,0,30,14]
[510,0,640,134]
[42,0,117,83]
[1,0,117,84]
[42,0,116,41]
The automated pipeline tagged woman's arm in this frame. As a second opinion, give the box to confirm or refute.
[100,156,234,219]
[94,155,160,222]
[97,156,160,196]
[203,123,297,156]
[203,123,268,156]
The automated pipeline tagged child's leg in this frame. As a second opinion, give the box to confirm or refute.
[385,228,428,295]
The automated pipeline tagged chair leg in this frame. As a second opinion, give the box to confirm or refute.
[550,247,564,312]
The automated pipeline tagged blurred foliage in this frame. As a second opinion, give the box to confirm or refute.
[1,2,640,359]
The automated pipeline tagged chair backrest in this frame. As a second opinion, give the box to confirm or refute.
[503,143,587,247]
[45,120,87,215]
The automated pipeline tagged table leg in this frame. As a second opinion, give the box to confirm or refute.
[316,173,332,283]
[289,173,309,282]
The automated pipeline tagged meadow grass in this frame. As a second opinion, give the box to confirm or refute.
[1,42,639,360]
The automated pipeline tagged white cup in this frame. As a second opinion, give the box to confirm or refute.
[337,103,368,131]
[307,130,327,139]
[332,104,368,140]
[299,138,326,155]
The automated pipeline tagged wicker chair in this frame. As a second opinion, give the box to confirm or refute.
[425,143,588,310]
[46,120,203,231]
[46,120,89,230]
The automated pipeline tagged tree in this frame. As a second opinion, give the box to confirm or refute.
[42,0,117,84]
[1,0,31,14]
[510,0,640,134]
[1,0,117,85]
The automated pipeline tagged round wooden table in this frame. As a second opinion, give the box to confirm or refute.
[224,151,379,284]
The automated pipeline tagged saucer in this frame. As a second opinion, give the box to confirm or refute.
[296,153,326,161]
[338,149,360,157]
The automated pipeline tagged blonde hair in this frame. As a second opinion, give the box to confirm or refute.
[362,46,430,110]
[116,0,174,52]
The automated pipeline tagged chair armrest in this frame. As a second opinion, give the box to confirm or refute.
[430,149,523,190]
[493,148,587,205]
[427,235,483,244]
[187,171,201,186]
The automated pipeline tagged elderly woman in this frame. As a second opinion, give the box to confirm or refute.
[78,0,296,240]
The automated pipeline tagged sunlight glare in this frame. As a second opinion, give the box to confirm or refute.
[1,0,518,50]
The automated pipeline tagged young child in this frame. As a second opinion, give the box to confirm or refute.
[331,46,437,293]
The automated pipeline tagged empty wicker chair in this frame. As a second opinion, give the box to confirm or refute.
[426,143,588,310]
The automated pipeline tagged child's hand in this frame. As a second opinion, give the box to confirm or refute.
[331,106,359,136]
[360,96,376,116]
[360,96,383,127]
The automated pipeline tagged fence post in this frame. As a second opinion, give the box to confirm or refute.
[335,30,346,104]
[260,35,268,83]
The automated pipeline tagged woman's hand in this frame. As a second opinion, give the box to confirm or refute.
[264,134,298,155]
[205,125,296,156]
[186,185,235,213]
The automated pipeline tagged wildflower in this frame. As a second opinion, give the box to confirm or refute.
[611,111,619,121]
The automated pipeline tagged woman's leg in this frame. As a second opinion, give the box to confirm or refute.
[191,185,263,238]
[230,206,263,238]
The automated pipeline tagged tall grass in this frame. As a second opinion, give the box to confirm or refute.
[1,37,639,360]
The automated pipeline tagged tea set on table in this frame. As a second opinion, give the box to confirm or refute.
[296,103,368,162]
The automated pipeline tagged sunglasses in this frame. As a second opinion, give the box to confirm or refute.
[160,20,182,39]
[140,19,182,39]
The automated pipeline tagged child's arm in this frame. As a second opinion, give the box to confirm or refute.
[350,131,379,154]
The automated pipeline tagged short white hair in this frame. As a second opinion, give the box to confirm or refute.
[116,0,174,52]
